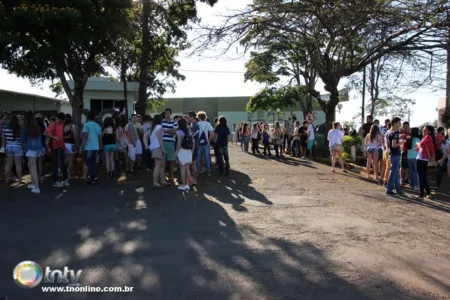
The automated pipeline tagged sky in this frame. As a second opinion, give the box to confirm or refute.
[0,0,445,127]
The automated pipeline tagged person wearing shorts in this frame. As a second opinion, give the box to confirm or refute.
[307,122,315,159]
[162,108,178,183]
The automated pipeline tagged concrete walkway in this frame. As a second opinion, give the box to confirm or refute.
[0,145,449,299]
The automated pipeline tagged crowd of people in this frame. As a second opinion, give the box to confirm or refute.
[359,115,450,198]
[0,109,231,194]
[234,118,315,161]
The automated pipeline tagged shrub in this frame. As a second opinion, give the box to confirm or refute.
[342,134,362,162]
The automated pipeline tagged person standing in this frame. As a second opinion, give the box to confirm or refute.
[144,114,168,187]
[365,125,383,181]
[188,111,199,185]
[400,122,410,185]
[2,115,24,184]
[251,123,261,155]
[101,117,117,178]
[272,121,283,158]
[175,118,194,191]
[63,114,77,179]
[306,121,315,160]
[327,122,345,172]
[196,111,214,176]
[21,112,44,194]
[214,116,231,175]
[162,108,178,182]
[416,125,436,199]
[44,113,68,187]
[406,127,420,191]
[299,121,308,160]
[79,112,102,185]
[125,114,142,172]
[241,122,250,152]
[386,117,404,196]
[141,115,153,172]
[291,121,301,157]
[262,124,272,157]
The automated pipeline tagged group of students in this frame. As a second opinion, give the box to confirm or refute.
[0,109,232,193]
[361,115,450,198]
[235,119,315,160]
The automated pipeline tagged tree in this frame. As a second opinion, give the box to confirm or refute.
[195,0,450,129]
[0,0,134,128]
[244,33,318,118]
[353,96,415,122]
[133,0,218,115]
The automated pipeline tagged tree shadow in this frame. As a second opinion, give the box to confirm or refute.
[248,152,317,168]
[0,173,417,300]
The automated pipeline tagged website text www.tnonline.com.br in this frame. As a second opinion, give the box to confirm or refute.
[41,286,134,293]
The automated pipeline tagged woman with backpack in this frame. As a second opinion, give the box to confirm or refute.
[175,118,195,191]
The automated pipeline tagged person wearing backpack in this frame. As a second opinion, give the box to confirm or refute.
[175,118,195,191]
[196,111,214,177]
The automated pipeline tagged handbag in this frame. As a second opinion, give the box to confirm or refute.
[424,143,436,167]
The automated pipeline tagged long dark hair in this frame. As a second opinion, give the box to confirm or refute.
[25,111,41,138]
[242,122,249,133]
[425,125,436,150]
[151,114,162,133]
[64,114,72,126]
[177,117,188,132]
[406,127,420,150]
[8,116,21,139]
[218,116,228,127]
[369,124,380,142]
[102,117,115,131]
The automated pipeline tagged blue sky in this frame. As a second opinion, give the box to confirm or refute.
[0,0,445,127]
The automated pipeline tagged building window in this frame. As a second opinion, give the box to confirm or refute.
[90,99,125,115]
[90,100,102,115]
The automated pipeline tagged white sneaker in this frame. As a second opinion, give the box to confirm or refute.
[53,182,64,188]
[31,188,41,194]
[63,180,70,187]
[177,186,186,191]
[185,185,190,191]
[27,184,36,190]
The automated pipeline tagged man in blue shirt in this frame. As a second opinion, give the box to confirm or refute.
[80,111,102,185]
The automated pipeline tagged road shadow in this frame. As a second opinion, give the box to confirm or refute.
[0,171,415,300]
[248,152,317,168]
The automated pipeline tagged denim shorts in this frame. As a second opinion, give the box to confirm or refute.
[26,149,45,157]
[103,144,117,152]
[367,148,379,155]
[5,145,24,157]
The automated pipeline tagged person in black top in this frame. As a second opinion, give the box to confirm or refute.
[214,116,231,175]
[361,115,373,138]
[386,117,403,196]
[299,121,308,158]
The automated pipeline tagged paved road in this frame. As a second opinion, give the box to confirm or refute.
[1,145,449,300]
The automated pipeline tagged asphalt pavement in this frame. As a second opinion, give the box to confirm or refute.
[0,145,449,300]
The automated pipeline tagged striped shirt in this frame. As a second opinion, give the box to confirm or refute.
[162,120,178,142]
[3,126,22,146]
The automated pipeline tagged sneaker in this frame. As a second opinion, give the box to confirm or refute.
[27,184,36,190]
[396,192,406,196]
[386,192,398,197]
[178,186,186,191]
[63,180,70,187]
[31,188,41,194]
[185,185,190,191]
[53,182,64,188]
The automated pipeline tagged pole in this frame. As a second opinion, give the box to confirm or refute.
[361,66,366,130]
[446,28,450,110]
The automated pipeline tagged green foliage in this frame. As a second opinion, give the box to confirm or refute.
[147,98,167,113]
[246,86,306,112]
[342,135,362,162]
[342,152,354,163]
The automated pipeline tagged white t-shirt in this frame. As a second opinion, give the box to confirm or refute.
[149,125,162,150]
[307,124,315,140]
[251,129,259,139]
[328,129,343,147]
[198,121,214,145]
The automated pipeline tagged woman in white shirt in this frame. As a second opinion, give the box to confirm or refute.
[144,114,167,187]
[365,124,383,180]
[251,123,261,155]
[327,122,346,173]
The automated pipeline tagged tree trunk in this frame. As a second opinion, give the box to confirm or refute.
[137,0,150,116]
[121,57,128,117]
[72,81,85,129]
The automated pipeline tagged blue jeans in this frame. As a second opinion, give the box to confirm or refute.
[387,155,402,193]
[407,159,418,188]
[52,148,67,183]
[84,150,98,180]
[196,145,211,174]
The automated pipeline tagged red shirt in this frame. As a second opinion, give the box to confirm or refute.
[45,122,65,150]
[418,135,435,160]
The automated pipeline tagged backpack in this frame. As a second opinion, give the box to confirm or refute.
[198,123,209,146]
[181,130,194,149]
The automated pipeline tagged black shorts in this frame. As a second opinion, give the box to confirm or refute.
[401,151,408,169]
